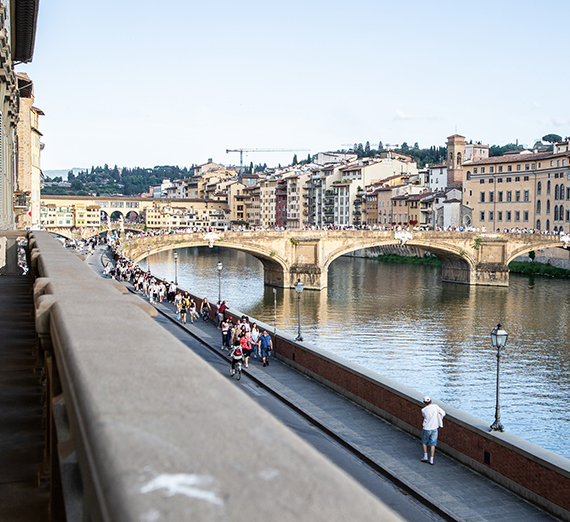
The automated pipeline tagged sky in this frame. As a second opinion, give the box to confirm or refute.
[19,0,570,172]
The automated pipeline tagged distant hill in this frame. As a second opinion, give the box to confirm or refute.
[44,168,87,181]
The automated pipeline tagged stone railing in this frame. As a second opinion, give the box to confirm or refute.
[29,231,400,522]
[0,229,28,275]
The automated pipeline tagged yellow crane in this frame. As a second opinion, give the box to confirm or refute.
[226,148,310,172]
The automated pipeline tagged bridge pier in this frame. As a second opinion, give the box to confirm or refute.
[289,266,327,291]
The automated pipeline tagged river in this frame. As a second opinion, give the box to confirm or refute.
[143,246,570,460]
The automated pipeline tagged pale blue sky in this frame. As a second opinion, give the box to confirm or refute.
[19,0,570,171]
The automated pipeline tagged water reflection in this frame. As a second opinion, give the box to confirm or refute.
[144,246,570,459]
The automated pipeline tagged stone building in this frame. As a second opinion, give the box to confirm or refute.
[463,140,570,232]
[16,73,43,229]
[0,1,40,229]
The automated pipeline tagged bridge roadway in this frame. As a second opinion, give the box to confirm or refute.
[94,246,561,522]
[123,229,569,289]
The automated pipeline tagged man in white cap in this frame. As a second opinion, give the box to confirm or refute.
[421,396,445,465]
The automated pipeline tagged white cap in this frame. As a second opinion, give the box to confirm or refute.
[423,396,431,403]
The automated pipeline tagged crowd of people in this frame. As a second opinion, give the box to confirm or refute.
[100,240,273,374]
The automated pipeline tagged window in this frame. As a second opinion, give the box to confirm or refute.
[506,177,512,183]
[466,171,471,180]
[488,178,493,184]
[508,166,512,172]
[497,178,503,183]
[497,211,503,221]
[489,211,494,221]
[499,166,503,173]
[480,179,485,184]
[498,191,503,202]
[515,191,521,202]
[523,211,529,222]
[547,180,551,195]
[537,200,541,214]
[555,185,560,200]
[524,190,529,202]
[531,163,536,170]
[506,211,512,221]
[506,191,512,202]
[480,211,485,221]
[537,181,542,195]
[515,176,520,182]
[490,166,494,173]
[480,192,485,203]
[525,164,530,170]
[547,200,551,214]
[515,211,520,222]
[489,192,494,202]
[562,185,565,200]
[474,168,478,174]
[481,167,485,173]
[524,176,529,182]
[517,165,521,171]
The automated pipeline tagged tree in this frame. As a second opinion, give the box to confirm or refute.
[292,154,298,166]
[364,141,371,156]
[542,134,562,144]
[356,143,364,157]
[307,153,311,163]
[413,142,419,150]
[378,141,384,151]
[401,142,409,153]
[249,161,254,174]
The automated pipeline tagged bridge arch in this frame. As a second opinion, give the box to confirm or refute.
[130,238,290,288]
[323,239,476,285]
[506,240,567,266]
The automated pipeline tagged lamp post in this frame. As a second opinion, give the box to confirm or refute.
[273,287,277,338]
[490,323,508,432]
[294,279,304,342]
[147,245,151,273]
[217,261,223,302]
[128,236,132,260]
[174,251,178,285]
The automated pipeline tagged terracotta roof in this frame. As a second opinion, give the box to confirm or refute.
[464,151,570,166]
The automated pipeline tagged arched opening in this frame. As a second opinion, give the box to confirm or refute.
[554,206,559,221]
[555,184,560,200]
[536,219,541,230]
[126,210,140,223]
[100,210,109,223]
[546,200,551,214]
[536,200,541,214]
[110,211,124,222]
[537,181,542,195]
[546,219,550,231]
[561,184,565,200]
[547,180,551,195]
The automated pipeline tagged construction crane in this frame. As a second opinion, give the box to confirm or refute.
[226,148,310,173]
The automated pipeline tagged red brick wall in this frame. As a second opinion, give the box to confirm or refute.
[274,336,570,514]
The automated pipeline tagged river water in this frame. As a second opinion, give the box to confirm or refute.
[143,247,570,460]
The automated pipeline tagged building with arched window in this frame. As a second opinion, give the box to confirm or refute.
[462,140,570,232]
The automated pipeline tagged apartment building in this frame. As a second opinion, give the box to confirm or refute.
[15,73,44,230]
[463,141,570,232]
[259,178,277,229]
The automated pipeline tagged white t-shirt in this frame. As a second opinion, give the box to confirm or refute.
[422,403,445,430]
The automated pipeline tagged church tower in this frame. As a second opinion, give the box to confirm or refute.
[446,134,466,187]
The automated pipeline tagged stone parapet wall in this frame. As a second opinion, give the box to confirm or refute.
[29,231,401,522]
[266,332,570,521]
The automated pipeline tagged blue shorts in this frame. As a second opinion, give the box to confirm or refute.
[422,429,438,447]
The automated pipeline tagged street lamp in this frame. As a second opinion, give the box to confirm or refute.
[294,278,304,342]
[147,245,151,273]
[490,323,509,432]
[217,261,223,302]
[174,251,178,285]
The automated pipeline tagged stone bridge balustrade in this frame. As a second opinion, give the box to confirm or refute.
[122,230,569,289]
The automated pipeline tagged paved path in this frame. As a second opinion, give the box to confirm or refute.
[0,275,49,521]
[93,245,561,522]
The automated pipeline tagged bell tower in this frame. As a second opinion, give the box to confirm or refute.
[446,134,466,187]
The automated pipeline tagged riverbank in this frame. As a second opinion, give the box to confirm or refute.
[508,260,570,278]
[373,253,441,265]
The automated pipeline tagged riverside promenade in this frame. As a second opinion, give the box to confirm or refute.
[93,246,563,522]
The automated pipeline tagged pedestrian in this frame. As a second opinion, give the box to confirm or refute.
[420,396,445,466]
[218,300,228,329]
[259,329,273,367]
[201,298,211,322]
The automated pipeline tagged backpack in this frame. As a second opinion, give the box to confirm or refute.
[235,347,243,357]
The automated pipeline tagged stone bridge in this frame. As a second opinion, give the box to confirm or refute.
[122,230,570,290]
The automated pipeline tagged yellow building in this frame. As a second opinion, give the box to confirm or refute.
[463,141,570,232]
